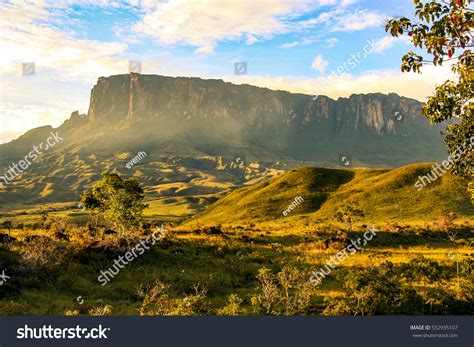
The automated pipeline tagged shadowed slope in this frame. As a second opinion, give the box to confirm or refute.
[185,164,473,226]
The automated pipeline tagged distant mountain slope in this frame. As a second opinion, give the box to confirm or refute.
[0,74,448,205]
[82,74,446,166]
[185,164,473,226]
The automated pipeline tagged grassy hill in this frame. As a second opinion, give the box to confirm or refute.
[1,163,472,316]
[184,163,473,227]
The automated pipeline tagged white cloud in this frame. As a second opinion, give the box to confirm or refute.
[281,41,300,48]
[131,0,328,52]
[341,0,357,6]
[0,0,128,80]
[316,0,357,7]
[280,36,320,48]
[370,35,411,54]
[0,72,90,143]
[325,37,339,48]
[246,34,259,45]
[332,10,384,32]
[371,36,397,53]
[294,6,384,34]
[224,63,456,102]
[194,44,215,55]
[0,0,130,143]
[311,54,329,74]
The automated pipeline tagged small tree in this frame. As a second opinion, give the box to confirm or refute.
[333,204,365,232]
[81,172,148,236]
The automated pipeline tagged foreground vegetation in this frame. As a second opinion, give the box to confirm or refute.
[0,219,472,315]
[0,166,472,316]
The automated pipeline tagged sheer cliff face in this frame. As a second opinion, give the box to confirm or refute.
[76,73,446,165]
[87,74,429,136]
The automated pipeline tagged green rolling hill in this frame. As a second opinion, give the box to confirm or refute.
[184,163,473,227]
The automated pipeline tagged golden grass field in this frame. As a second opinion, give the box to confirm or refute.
[0,165,472,315]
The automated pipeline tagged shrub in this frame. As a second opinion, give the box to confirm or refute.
[19,236,57,273]
[400,255,448,283]
[251,266,317,315]
[323,262,424,315]
[89,305,113,316]
[137,280,208,316]
[217,294,244,315]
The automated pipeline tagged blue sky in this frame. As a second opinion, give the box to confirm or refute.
[56,0,413,77]
[0,0,457,143]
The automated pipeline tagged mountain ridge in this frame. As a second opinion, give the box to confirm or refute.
[0,74,448,205]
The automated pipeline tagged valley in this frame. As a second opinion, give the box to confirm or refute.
[0,75,471,317]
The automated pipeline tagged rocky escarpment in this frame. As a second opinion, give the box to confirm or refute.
[87,74,422,136]
[83,74,444,164]
[2,74,446,170]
